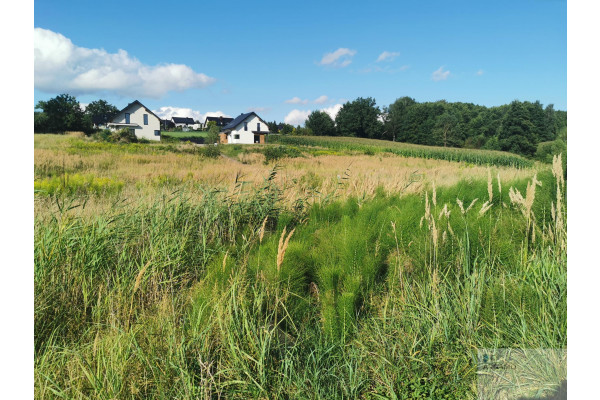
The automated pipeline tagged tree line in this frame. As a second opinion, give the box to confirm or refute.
[35,94,119,134]
[269,97,566,157]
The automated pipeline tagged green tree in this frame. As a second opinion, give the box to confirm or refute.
[335,97,383,138]
[280,123,294,135]
[382,96,416,141]
[85,100,119,124]
[35,94,91,133]
[206,124,221,144]
[498,101,538,156]
[433,110,462,147]
[305,111,335,136]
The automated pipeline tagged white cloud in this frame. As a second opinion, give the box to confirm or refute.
[432,66,451,81]
[376,51,400,62]
[321,104,343,120]
[285,96,309,104]
[283,103,343,126]
[476,69,484,76]
[284,109,312,126]
[34,27,216,98]
[313,95,329,104]
[319,48,357,68]
[153,106,230,123]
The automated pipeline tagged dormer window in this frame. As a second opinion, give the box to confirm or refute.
[244,122,248,131]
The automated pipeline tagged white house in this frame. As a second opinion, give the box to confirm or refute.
[220,112,270,144]
[171,117,196,131]
[108,100,161,141]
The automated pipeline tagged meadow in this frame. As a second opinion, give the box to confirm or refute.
[34,134,566,399]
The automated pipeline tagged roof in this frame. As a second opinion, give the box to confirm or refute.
[204,116,234,126]
[171,117,195,124]
[112,100,161,123]
[222,112,269,131]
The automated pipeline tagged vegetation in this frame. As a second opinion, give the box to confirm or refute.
[270,135,534,168]
[306,110,336,136]
[34,131,566,397]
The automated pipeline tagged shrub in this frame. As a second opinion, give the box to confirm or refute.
[200,144,221,159]
[263,146,303,163]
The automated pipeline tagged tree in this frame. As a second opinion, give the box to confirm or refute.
[280,124,294,135]
[335,97,383,138]
[433,111,461,147]
[85,100,119,125]
[498,101,538,156]
[383,96,416,141]
[206,124,221,144]
[305,111,335,136]
[35,94,91,133]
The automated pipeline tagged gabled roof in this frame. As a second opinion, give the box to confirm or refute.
[112,100,161,122]
[204,116,234,126]
[222,112,269,131]
[171,117,195,124]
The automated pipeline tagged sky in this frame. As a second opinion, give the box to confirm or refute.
[33,0,566,125]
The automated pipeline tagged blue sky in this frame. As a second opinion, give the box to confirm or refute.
[34,0,566,124]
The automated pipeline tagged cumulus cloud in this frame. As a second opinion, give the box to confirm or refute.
[321,104,343,120]
[313,95,329,104]
[432,66,451,81]
[376,51,400,63]
[284,109,312,126]
[285,96,309,104]
[153,106,230,123]
[476,69,484,76]
[34,27,216,98]
[319,48,356,68]
[283,103,343,126]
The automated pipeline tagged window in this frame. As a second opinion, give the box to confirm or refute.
[234,134,240,139]
[257,123,261,131]
[154,130,160,136]
[244,122,248,131]
[144,114,148,125]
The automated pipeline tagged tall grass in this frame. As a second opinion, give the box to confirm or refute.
[35,153,565,398]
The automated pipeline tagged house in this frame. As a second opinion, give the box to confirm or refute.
[108,100,161,141]
[161,119,175,130]
[220,112,270,144]
[204,116,234,130]
[171,117,196,131]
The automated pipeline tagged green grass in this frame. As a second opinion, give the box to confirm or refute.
[269,135,534,168]
[162,131,208,138]
[34,162,566,398]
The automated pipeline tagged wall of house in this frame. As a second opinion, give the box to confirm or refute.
[112,103,161,141]
[226,115,269,144]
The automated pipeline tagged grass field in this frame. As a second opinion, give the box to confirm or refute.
[34,134,566,399]
[161,130,208,138]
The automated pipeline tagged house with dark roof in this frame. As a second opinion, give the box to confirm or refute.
[219,112,270,144]
[161,119,175,130]
[108,100,161,141]
[171,117,196,131]
[204,116,234,129]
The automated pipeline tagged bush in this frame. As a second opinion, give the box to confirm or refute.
[263,145,303,163]
[200,144,222,159]
[92,128,138,143]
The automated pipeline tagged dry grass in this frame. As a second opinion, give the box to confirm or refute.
[34,135,536,217]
